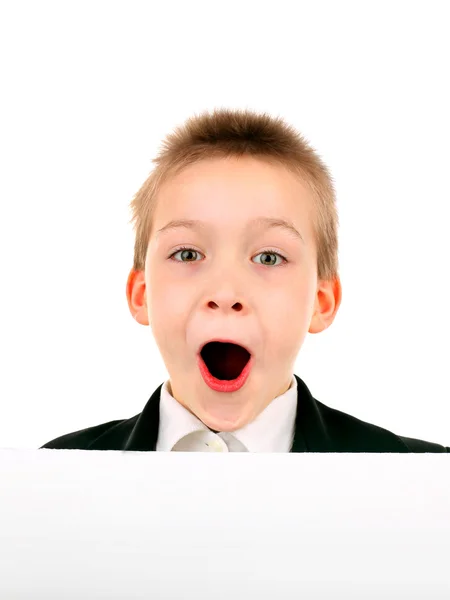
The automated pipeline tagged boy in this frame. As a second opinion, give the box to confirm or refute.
[40,108,448,453]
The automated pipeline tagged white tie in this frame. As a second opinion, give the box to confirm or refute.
[171,430,248,452]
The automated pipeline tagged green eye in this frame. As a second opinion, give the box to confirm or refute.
[171,248,199,262]
[255,252,285,266]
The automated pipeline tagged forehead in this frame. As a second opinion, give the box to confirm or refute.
[160,155,308,197]
[153,156,315,241]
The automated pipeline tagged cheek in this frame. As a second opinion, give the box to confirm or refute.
[264,283,313,330]
[263,280,310,308]
[148,267,185,312]
[149,286,192,340]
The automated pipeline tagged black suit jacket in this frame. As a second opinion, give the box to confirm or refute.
[40,374,449,452]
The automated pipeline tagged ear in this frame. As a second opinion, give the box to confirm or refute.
[308,276,342,334]
[126,269,149,326]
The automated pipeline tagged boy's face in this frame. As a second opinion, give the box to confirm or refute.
[127,156,341,432]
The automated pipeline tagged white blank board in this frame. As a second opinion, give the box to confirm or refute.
[1,450,449,599]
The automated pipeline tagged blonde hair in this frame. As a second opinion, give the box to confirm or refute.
[128,108,339,281]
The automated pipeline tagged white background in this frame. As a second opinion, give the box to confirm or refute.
[0,1,449,449]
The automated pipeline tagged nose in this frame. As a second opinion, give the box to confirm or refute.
[203,262,247,313]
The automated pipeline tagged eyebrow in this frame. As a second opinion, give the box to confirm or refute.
[155,217,304,243]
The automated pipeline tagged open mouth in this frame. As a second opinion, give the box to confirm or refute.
[200,341,251,381]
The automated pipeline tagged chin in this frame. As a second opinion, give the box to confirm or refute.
[196,403,253,432]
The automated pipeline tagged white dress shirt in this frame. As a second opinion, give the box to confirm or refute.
[156,374,298,452]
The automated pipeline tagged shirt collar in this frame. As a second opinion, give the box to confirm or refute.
[156,375,297,452]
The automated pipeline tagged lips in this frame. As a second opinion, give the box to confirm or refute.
[197,339,254,392]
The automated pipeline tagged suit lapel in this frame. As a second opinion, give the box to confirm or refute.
[291,375,333,452]
[123,384,162,451]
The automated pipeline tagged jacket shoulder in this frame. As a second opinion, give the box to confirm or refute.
[39,419,128,450]
[316,400,448,452]
[397,435,449,453]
